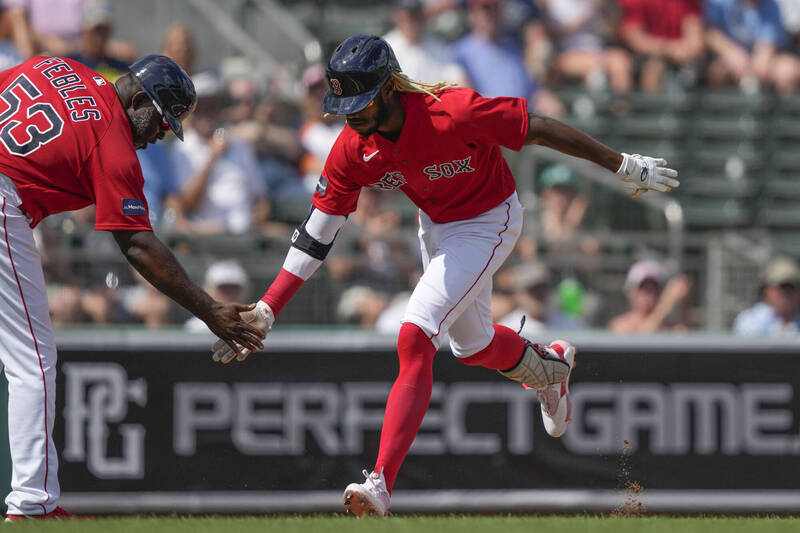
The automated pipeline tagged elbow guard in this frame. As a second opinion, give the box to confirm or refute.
[290,225,333,261]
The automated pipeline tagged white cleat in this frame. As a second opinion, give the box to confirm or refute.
[523,339,576,438]
[343,469,390,518]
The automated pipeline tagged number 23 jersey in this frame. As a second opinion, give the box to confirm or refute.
[0,56,151,231]
[314,88,529,223]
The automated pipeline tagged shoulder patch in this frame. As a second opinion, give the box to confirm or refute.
[122,198,147,216]
[316,176,328,197]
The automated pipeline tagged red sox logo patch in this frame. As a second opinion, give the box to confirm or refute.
[370,171,406,190]
[329,78,342,96]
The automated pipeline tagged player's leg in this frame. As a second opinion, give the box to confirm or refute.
[0,198,61,517]
[344,213,438,517]
[343,321,434,517]
[450,281,576,438]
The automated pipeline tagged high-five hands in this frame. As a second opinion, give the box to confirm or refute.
[616,153,680,199]
[211,300,274,364]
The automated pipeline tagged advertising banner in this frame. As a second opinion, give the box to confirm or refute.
[54,336,800,497]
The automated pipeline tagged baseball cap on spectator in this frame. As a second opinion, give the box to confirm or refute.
[204,260,248,289]
[514,262,551,292]
[624,260,667,292]
[192,71,222,99]
[764,257,800,286]
[83,0,113,29]
[302,64,327,92]
[538,164,578,190]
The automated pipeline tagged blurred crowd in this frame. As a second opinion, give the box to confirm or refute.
[2,0,799,335]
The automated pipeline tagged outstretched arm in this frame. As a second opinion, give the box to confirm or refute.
[113,229,264,355]
[211,207,348,363]
[525,113,622,171]
[525,113,679,198]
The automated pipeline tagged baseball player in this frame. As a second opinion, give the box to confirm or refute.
[211,35,679,517]
[0,54,265,520]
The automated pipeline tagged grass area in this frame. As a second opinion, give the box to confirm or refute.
[4,515,800,533]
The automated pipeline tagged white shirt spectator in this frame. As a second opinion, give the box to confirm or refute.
[383,28,467,84]
[171,129,265,234]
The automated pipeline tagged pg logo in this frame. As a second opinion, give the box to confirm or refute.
[62,363,147,479]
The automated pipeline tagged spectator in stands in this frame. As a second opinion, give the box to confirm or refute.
[776,0,800,49]
[498,262,584,336]
[336,285,390,329]
[68,0,130,82]
[536,0,633,93]
[453,0,563,116]
[137,140,180,229]
[326,188,419,294]
[186,260,250,332]
[0,7,22,70]
[121,267,172,329]
[161,23,196,75]
[225,74,307,207]
[608,259,692,333]
[171,72,270,234]
[299,63,345,191]
[4,0,135,60]
[383,0,468,85]
[618,0,704,92]
[535,163,592,254]
[705,0,800,95]
[733,257,800,336]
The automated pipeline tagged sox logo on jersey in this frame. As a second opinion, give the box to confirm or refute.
[423,156,475,181]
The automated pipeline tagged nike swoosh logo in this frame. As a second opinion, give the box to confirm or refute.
[363,150,380,162]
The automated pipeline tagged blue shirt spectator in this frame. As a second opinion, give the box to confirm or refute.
[733,302,800,336]
[137,142,178,227]
[453,32,537,103]
[705,0,787,50]
[733,257,800,336]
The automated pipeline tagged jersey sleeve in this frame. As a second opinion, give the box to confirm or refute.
[84,122,152,232]
[445,89,529,152]
[311,135,362,216]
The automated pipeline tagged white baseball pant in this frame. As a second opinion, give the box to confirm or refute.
[402,192,523,355]
[0,174,59,515]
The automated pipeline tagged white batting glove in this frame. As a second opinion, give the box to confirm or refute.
[616,153,680,199]
[211,301,274,364]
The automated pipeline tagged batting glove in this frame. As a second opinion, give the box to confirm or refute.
[211,300,274,364]
[616,153,680,199]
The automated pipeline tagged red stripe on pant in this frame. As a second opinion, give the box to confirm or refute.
[2,197,49,513]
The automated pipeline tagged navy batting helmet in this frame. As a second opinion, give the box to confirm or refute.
[129,54,196,141]
[322,35,401,115]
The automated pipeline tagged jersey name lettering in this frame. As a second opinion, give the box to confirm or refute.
[369,171,406,190]
[32,57,102,123]
[423,156,475,181]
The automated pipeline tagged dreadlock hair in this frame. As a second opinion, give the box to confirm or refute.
[390,71,459,101]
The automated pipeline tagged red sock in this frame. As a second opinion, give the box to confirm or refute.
[459,325,525,371]
[373,322,436,493]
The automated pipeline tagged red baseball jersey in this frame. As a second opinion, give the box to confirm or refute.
[620,0,701,40]
[314,88,528,223]
[0,56,151,231]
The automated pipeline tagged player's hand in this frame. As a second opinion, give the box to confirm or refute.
[203,301,266,358]
[616,153,680,199]
[211,301,274,364]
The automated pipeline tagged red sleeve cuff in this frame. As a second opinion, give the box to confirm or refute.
[261,268,305,317]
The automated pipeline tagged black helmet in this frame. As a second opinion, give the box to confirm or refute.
[322,35,401,115]
[128,54,196,141]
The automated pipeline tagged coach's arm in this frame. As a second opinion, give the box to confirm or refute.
[113,229,265,355]
[524,113,679,198]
